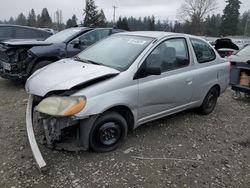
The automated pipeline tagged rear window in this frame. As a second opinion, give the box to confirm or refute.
[15,27,41,39]
[190,38,216,63]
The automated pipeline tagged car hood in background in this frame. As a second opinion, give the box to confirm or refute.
[228,54,250,63]
[0,39,52,47]
[25,59,120,97]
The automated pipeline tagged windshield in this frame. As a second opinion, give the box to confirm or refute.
[45,28,82,43]
[77,35,153,71]
[237,45,250,57]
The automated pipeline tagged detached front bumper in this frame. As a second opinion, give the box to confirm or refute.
[26,95,47,172]
[26,95,98,172]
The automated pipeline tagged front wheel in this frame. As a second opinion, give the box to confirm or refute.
[199,87,219,115]
[89,112,128,152]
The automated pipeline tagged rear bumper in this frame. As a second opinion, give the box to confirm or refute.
[26,95,47,172]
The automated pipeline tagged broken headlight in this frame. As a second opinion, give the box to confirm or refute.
[35,96,86,117]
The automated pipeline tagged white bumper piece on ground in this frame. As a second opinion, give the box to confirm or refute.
[26,95,47,172]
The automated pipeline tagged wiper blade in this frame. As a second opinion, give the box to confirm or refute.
[84,59,102,65]
[81,59,105,66]
[73,56,86,63]
[74,56,104,66]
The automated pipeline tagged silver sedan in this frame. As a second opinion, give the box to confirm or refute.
[25,31,230,171]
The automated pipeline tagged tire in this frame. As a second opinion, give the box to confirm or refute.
[199,87,219,115]
[31,61,52,75]
[89,111,128,152]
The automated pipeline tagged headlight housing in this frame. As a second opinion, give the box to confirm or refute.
[35,96,86,117]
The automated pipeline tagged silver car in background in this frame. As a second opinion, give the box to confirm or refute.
[25,31,230,171]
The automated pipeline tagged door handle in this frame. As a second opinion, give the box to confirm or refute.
[186,78,193,85]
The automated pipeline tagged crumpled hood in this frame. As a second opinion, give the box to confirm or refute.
[25,59,120,97]
[1,39,52,47]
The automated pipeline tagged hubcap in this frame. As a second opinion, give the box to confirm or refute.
[98,122,121,146]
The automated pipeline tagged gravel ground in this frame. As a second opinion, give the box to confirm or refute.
[0,77,249,188]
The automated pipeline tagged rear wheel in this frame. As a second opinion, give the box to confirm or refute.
[199,87,219,115]
[89,112,128,152]
[31,61,52,75]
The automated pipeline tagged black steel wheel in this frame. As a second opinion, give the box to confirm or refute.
[200,87,219,115]
[89,112,128,152]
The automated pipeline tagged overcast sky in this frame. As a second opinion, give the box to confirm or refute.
[0,0,250,23]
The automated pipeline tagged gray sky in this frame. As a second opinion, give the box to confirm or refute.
[0,0,250,23]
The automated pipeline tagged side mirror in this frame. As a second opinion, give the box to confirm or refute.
[247,60,250,64]
[71,38,80,48]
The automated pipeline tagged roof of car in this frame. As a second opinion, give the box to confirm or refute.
[117,31,208,42]
[0,24,51,33]
[117,31,182,39]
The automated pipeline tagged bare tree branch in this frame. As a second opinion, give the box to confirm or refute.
[177,0,218,22]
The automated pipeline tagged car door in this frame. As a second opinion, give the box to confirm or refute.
[66,29,111,57]
[137,38,195,123]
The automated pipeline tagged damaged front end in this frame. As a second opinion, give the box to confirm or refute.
[26,95,97,171]
[0,40,51,80]
[0,44,35,80]
[25,60,120,171]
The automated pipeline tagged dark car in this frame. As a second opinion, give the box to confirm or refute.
[0,27,124,81]
[0,24,51,42]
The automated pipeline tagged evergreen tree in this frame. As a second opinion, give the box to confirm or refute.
[8,17,16,24]
[66,15,78,28]
[117,17,129,30]
[97,9,106,27]
[221,0,241,36]
[238,11,250,36]
[66,19,73,28]
[155,20,163,31]
[71,15,78,26]
[16,13,27,26]
[37,14,41,27]
[149,16,155,31]
[204,14,222,37]
[83,0,99,27]
[27,9,36,27]
[40,8,52,27]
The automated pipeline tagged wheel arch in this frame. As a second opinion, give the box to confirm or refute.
[27,56,60,75]
[102,105,135,131]
[212,84,221,96]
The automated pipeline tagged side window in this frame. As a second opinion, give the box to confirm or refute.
[145,38,189,72]
[0,27,13,38]
[15,28,41,39]
[79,29,110,46]
[40,31,51,39]
[190,38,216,63]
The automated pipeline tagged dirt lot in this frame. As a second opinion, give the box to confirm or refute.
[0,77,249,188]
